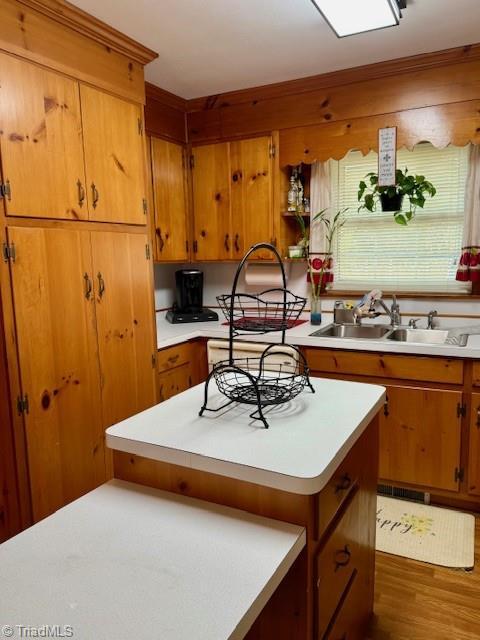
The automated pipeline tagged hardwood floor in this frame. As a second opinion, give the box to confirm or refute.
[368,516,480,639]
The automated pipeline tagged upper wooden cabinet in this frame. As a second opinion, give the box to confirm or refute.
[192,142,231,261]
[0,53,147,225]
[230,136,274,260]
[80,86,147,224]
[191,136,274,261]
[150,137,189,261]
[0,55,87,220]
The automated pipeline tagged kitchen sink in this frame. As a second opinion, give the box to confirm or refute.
[310,323,392,340]
[387,328,468,346]
[310,323,469,347]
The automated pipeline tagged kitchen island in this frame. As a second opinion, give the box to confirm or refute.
[107,376,385,639]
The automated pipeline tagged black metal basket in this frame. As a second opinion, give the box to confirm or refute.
[212,352,309,407]
[217,288,306,333]
[199,242,314,428]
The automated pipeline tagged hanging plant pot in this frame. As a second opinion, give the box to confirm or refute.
[380,192,404,212]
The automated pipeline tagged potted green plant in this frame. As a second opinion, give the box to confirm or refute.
[357,167,436,225]
[289,211,309,258]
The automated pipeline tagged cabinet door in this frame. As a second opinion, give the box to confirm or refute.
[80,85,146,224]
[379,385,462,492]
[91,231,156,427]
[151,137,189,261]
[0,55,87,220]
[230,136,274,260]
[8,227,105,521]
[192,142,231,260]
[468,392,480,496]
[158,364,192,402]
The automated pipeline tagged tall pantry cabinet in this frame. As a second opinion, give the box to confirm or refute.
[0,2,158,534]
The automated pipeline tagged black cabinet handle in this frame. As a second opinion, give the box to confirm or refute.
[83,273,92,300]
[234,234,240,252]
[224,234,230,252]
[77,179,85,207]
[334,545,351,572]
[97,272,105,298]
[334,473,352,494]
[91,183,99,209]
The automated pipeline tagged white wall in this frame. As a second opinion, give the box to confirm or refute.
[154,262,480,328]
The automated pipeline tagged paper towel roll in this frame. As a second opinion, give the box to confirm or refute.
[244,263,290,288]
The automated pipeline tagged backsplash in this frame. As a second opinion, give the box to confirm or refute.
[154,262,480,327]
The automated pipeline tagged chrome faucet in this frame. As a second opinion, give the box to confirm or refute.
[427,310,438,329]
[353,294,401,327]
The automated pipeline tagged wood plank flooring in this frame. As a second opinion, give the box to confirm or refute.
[368,516,480,639]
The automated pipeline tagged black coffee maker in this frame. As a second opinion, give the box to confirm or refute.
[166,270,219,324]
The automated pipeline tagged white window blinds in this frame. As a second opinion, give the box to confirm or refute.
[331,143,470,292]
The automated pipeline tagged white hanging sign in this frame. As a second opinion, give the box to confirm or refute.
[378,127,397,186]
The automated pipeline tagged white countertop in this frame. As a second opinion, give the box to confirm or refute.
[156,312,480,358]
[107,377,385,494]
[0,480,305,640]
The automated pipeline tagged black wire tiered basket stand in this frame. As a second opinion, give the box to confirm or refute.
[199,242,315,428]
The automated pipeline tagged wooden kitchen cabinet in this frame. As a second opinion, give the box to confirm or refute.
[468,392,480,496]
[379,385,462,492]
[150,137,189,261]
[7,226,106,521]
[191,136,274,260]
[80,85,147,224]
[230,136,274,260]
[157,340,208,402]
[91,231,157,427]
[191,142,231,260]
[0,54,87,220]
[158,364,192,402]
[5,226,156,521]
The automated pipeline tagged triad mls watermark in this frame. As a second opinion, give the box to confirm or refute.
[1,625,74,638]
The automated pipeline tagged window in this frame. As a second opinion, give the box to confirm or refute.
[330,143,470,292]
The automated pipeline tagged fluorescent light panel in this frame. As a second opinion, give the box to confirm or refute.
[311,0,401,37]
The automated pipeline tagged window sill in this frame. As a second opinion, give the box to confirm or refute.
[323,290,476,300]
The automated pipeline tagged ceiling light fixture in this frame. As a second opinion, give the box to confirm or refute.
[310,0,406,38]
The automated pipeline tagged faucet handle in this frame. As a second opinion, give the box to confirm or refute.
[408,318,420,328]
[391,294,400,311]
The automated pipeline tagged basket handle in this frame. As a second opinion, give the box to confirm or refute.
[228,243,287,362]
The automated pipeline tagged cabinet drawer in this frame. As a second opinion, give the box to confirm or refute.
[317,447,361,541]
[157,342,191,373]
[323,570,365,640]
[305,349,463,385]
[472,362,480,387]
[316,490,361,640]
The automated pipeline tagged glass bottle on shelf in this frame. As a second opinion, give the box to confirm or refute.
[287,169,299,212]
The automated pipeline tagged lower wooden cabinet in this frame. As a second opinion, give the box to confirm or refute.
[158,364,192,402]
[157,340,208,402]
[468,392,480,496]
[379,385,462,492]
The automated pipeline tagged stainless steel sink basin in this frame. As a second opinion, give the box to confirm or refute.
[387,328,468,346]
[310,323,469,347]
[310,323,391,339]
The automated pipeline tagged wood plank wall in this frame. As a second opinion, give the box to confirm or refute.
[174,42,480,163]
[145,82,187,143]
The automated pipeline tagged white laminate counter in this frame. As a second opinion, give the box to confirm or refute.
[0,480,305,640]
[107,377,385,495]
[156,311,480,358]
